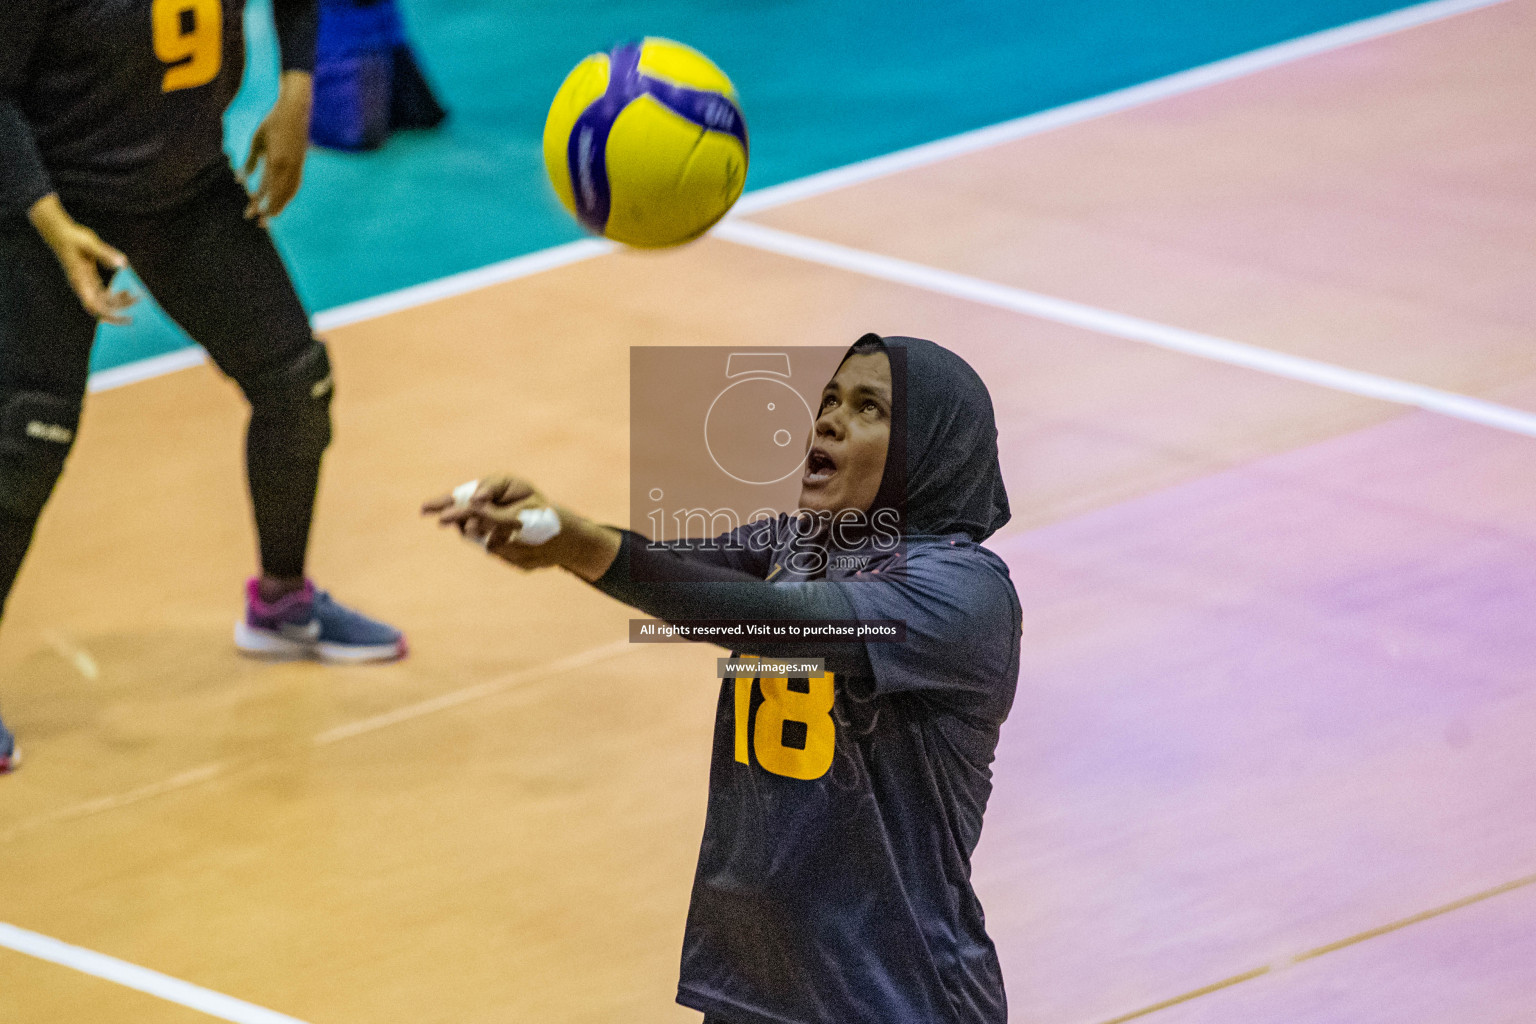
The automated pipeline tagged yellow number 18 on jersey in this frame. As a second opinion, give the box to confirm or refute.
[734,670,836,781]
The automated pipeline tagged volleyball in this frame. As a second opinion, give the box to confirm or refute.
[543,38,749,248]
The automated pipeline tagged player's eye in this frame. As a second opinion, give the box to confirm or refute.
[819,393,838,412]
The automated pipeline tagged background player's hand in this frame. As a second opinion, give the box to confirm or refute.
[243,71,314,224]
[27,194,136,325]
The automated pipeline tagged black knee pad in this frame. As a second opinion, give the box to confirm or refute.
[241,340,334,459]
[0,391,81,518]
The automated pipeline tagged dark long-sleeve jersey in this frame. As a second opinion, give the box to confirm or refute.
[0,0,317,217]
[593,521,1022,1024]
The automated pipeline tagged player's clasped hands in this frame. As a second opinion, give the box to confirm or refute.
[422,474,569,571]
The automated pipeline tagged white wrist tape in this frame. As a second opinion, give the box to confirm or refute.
[513,506,561,546]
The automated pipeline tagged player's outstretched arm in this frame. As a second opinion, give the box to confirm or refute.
[423,477,873,674]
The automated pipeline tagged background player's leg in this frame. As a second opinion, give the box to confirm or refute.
[99,180,324,590]
[0,216,100,771]
[99,170,404,662]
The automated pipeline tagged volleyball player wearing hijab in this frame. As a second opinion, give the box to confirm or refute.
[427,334,1020,1024]
[0,0,406,770]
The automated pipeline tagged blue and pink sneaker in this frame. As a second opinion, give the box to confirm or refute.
[235,578,406,663]
[0,712,17,774]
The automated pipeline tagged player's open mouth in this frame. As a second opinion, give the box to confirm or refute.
[803,446,838,486]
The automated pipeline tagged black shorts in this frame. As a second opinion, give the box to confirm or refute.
[0,165,314,406]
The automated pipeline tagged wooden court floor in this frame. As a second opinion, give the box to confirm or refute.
[3,2,1534,1021]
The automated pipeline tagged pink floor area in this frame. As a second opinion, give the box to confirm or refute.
[976,404,1536,1023]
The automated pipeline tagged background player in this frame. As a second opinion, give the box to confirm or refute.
[0,0,405,773]
[427,334,1021,1023]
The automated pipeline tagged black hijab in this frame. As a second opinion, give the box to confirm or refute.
[847,334,1011,543]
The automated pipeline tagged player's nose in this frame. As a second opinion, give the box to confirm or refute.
[813,407,844,440]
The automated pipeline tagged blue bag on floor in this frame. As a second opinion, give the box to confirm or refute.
[311,0,447,152]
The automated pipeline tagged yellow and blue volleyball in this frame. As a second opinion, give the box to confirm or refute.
[543,38,749,249]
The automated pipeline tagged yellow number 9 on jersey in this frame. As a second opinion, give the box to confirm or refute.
[152,0,223,93]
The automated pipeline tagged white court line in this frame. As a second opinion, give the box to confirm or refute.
[309,237,615,332]
[87,346,208,393]
[85,240,614,394]
[39,629,100,681]
[82,0,1510,394]
[0,921,312,1024]
[712,219,1536,440]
